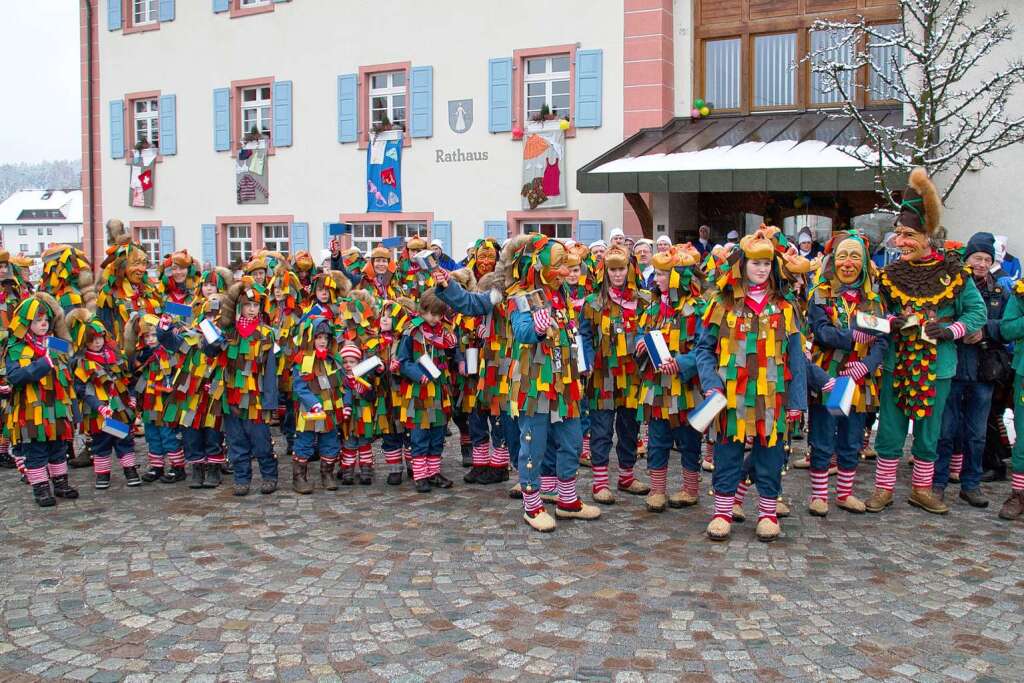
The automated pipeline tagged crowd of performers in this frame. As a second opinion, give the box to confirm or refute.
[2,168,1023,541]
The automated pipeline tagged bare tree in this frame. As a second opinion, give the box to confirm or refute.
[806,0,1024,209]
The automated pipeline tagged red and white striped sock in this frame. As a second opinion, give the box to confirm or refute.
[523,489,543,513]
[14,453,26,474]
[472,443,488,467]
[149,452,165,468]
[703,440,714,465]
[618,467,636,488]
[341,448,357,469]
[1012,472,1024,492]
[911,459,934,489]
[427,455,442,476]
[582,435,591,457]
[321,455,338,466]
[950,453,964,478]
[734,479,750,506]
[713,493,733,521]
[460,432,471,447]
[410,457,429,481]
[836,468,856,501]
[118,452,136,469]
[591,466,609,493]
[874,457,898,491]
[383,449,403,473]
[556,477,578,506]
[829,454,838,470]
[168,450,185,468]
[648,468,667,495]
[758,496,778,523]
[809,469,829,502]
[93,455,112,475]
[682,468,699,496]
[207,451,226,464]
[47,461,68,478]
[26,467,49,485]
[358,445,373,467]
[0,438,8,456]
[540,475,558,493]
[490,445,510,468]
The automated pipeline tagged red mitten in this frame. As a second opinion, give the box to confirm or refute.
[786,409,803,423]
[841,361,868,381]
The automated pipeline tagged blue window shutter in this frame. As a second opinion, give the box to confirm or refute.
[158,94,177,155]
[574,49,603,128]
[159,225,176,258]
[576,220,603,243]
[484,220,508,240]
[213,0,229,13]
[109,100,125,159]
[323,221,333,249]
[108,0,122,30]
[272,80,293,147]
[201,224,217,265]
[159,0,175,22]
[410,66,433,139]
[488,57,513,133]
[431,221,452,256]
[337,74,358,143]
[213,87,230,152]
[291,222,308,254]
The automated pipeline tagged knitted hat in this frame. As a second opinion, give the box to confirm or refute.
[340,342,363,361]
[897,167,941,235]
[656,235,672,246]
[965,231,996,260]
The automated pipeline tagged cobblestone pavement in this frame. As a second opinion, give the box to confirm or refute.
[1,433,1023,683]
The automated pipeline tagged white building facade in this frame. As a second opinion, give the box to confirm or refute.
[0,189,83,258]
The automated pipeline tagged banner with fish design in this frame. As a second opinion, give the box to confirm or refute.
[367,130,402,213]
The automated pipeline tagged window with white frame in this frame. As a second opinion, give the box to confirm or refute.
[17,228,26,236]
[18,244,28,254]
[46,227,53,235]
[134,98,160,147]
[869,23,903,102]
[524,55,570,120]
[137,227,161,266]
[133,0,158,25]
[369,71,406,130]
[521,222,572,239]
[262,223,289,254]
[241,86,272,140]
[350,222,382,255]
[226,224,253,266]
[393,221,427,243]
[37,242,45,255]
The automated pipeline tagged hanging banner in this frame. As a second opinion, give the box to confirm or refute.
[521,124,566,210]
[367,130,403,212]
[128,147,157,208]
[236,140,269,205]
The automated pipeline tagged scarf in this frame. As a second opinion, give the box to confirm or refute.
[609,285,637,311]
[85,346,117,365]
[236,315,258,338]
[745,281,769,315]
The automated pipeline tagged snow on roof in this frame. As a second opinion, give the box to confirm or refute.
[0,189,83,224]
[591,140,877,174]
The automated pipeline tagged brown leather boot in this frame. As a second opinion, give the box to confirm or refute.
[320,460,338,491]
[864,487,893,513]
[291,459,313,495]
[908,486,948,514]
[998,491,1024,520]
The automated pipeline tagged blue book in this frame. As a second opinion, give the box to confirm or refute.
[46,336,70,354]
[328,222,351,236]
[164,302,192,320]
[380,236,403,249]
[825,376,856,416]
[641,331,671,367]
[101,417,131,439]
[688,391,727,433]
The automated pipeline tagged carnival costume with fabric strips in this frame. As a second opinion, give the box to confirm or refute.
[307,269,349,321]
[805,230,889,517]
[289,315,345,493]
[0,249,37,471]
[373,298,415,485]
[96,223,159,346]
[635,245,706,512]
[267,265,306,455]
[67,308,140,489]
[339,341,378,486]
[998,279,1024,519]
[580,245,650,504]
[397,289,457,490]
[694,226,809,542]
[4,292,79,507]
[290,250,316,293]
[351,246,403,300]
[38,244,96,313]
[865,168,986,515]
[395,236,436,297]
[159,250,200,306]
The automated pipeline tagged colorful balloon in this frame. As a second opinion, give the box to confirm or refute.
[512,125,524,140]
[691,108,701,118]
[694,99,705,109]
[559,119,570,131]
[699,106,710,117]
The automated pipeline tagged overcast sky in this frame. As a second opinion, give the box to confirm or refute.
[0,1,80,164]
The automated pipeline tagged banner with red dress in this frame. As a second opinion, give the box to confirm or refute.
[521,124,566,210]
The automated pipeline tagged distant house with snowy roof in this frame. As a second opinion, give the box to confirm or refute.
[0,189,83,257]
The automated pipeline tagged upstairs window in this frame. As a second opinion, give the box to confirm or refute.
[227,223,253,266]
[524,55,570,120]
[753,33,797,109]
[869,23,903,102]
[133,97,160,147]
[133,0,158,26]
[241,86,272,140]
[369,71,407,130]
[350,222,383,255]
[137,226,161,265]
[704,38,741,110]
[262,223,289,253]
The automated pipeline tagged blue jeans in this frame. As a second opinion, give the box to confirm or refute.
[589,407,639,469]
[502,412,520,469]
[518,415,581,490]
[469,410,505,448]
[21,440,68,470]
[936,379,992,492]
[143,423,181,456]
[647,419,700,472]
[381,432,409,452]
[280,400,296,451]
[183,427,222,464]
[808,405,866,471]
[712,440,785,499]
[90,431,135,459]
[295,429,340,461]
[342,434,370,450]
[224,415,277,484]
[411,425,445,457]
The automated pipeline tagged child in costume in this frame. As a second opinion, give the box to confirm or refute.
[126,314,185,483]
[291,250,317,294]
[395,236,436,297]
[68,308,140,489]
[267,266,305,458]
[565,245,594,467]
[805,230,888,516]
[159,250,200,306]
[339,342,378,485]
[580,245,650,504]
[290,316,345,493]
[865,169,986,515]
[397,288,457,493]
[694,226,809,542]
[4,293,79,507]
[374,298,415,485]
[307,270,349,321]
[635,245,706,512]
[346,246,403,300]
[0,250,36,471]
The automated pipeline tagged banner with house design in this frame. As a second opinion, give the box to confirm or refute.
[236,140,269,205]
[128,147,157,208]
[521,125,566,210]
[367,130,403,213]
